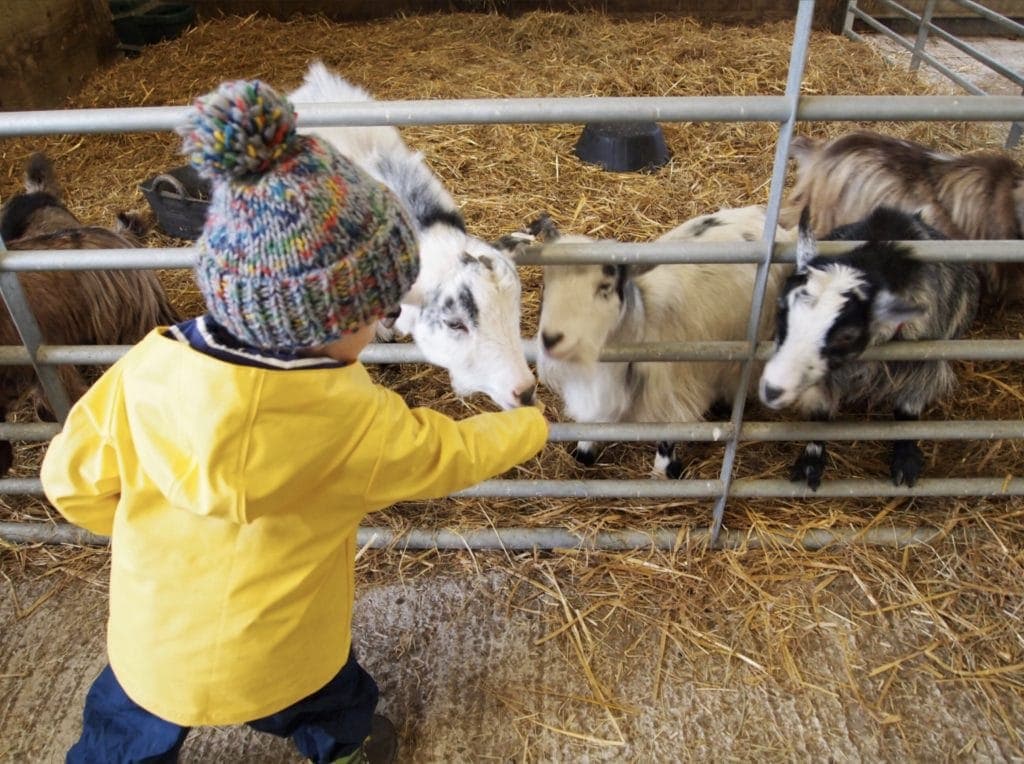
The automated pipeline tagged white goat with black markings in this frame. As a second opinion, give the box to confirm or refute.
[759,206,980,489]
[501,206,793,478]
[288,62,536,410]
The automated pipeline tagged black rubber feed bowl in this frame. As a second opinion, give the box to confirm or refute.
[574,122,671,172]
[140,165,211,240]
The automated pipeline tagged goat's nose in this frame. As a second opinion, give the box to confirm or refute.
[541,331,564,350]
[516,383,537,407]
[761,383,784,405]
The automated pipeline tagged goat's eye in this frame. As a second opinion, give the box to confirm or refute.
[596,282,614,298]
[445,318,469,333]
[826,329,860,356]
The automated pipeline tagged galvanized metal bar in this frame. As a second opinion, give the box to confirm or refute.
[712,0,816,544]
[6,475,1019,500]
[843,0,858,38]
[545,419,1024,443]
[2,95,1023,139]
[1009,85,1024,149]
[0,335,1019,370]
[5,238,1024,277]
[848,4,987,95]
[910,0,938,72]
[0,423,61,441]
[515,238,1024,266]
[6,239,1023,272]
[3,416,1018,446]
[457,477,1024,499]
[946,0,1024,37]
[0,271,72,422]
[801,94,1022,120]
[0,520,945,551]
[0,248,196,270]
[594,338,1024,363]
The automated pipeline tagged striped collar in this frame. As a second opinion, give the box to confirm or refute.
[164,315,349,371]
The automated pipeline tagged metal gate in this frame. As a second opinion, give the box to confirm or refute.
[1,0,1023,550]
[843,0,1024,146]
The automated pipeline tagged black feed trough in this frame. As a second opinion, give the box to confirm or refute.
[574,121,671,173]
[140,165,211,240]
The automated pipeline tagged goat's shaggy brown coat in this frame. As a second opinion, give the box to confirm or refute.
[0,154,180,475]
[781,130,1024,303]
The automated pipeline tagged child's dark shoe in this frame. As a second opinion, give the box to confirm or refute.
[333,714,398,764]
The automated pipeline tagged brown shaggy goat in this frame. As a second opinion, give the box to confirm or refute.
[781,130,1024,304]
[0,153,180,476]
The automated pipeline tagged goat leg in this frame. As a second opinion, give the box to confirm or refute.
[891,407,924,487]
[790,411,829,490]
[571,440,598,467]
[654,440,685,479]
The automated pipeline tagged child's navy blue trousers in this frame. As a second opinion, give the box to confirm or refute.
[67,654,378,763]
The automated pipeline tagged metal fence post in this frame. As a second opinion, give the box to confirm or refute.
[0,238,72,422]
[709,0,816,545]
[910,0,938,72]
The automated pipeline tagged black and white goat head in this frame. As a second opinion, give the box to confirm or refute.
[759,206,979,489]
[289,62,535,411]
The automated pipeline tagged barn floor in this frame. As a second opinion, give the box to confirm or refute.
[2,15,1024,763]
[3,544,1023,762]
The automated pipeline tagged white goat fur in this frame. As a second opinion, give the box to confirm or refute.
[288,63,535,411]
[536,206,794,475]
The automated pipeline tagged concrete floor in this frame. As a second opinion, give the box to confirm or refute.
[2,556,1022,762]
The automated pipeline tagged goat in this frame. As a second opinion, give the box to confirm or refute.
[0,153,180,476]
[759,206,980,489]
[288,62,536,411]
[781,130,1024,303]
[501,206,793,478]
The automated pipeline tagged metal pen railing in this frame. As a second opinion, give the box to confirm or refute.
[843,0,1024,146]
[2,0,1024,548]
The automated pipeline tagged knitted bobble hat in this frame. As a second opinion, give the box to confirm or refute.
[177,78,419,350]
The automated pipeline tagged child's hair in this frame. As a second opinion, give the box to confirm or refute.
[177,78,419,349]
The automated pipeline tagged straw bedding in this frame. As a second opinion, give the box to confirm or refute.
[0,12,1021,754]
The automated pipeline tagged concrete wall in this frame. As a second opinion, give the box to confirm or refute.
[1,0,118,111]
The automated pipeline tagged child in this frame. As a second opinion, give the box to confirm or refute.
[41,78,548,764]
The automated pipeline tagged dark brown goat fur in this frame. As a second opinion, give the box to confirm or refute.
[0,153,180,476]
[781,130,1024,303]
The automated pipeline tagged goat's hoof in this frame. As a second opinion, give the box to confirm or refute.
[0,441,13,477]
[891,443,924,487]
[665,460,684,480]
[790,454,824,491]
[571,445,597,467]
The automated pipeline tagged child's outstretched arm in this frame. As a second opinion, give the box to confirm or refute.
[362,387,548,510]
[40,367,124,537]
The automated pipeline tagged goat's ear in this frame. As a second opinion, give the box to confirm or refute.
[789,135,818,168]
[872,289,924,326]
[795,206,817,273]
[492,231,533,256]
[626,262,660,279]
[526,213,560,243]
[492,213,560,258]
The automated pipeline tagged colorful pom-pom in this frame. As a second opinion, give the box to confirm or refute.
[178,79,298,180]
